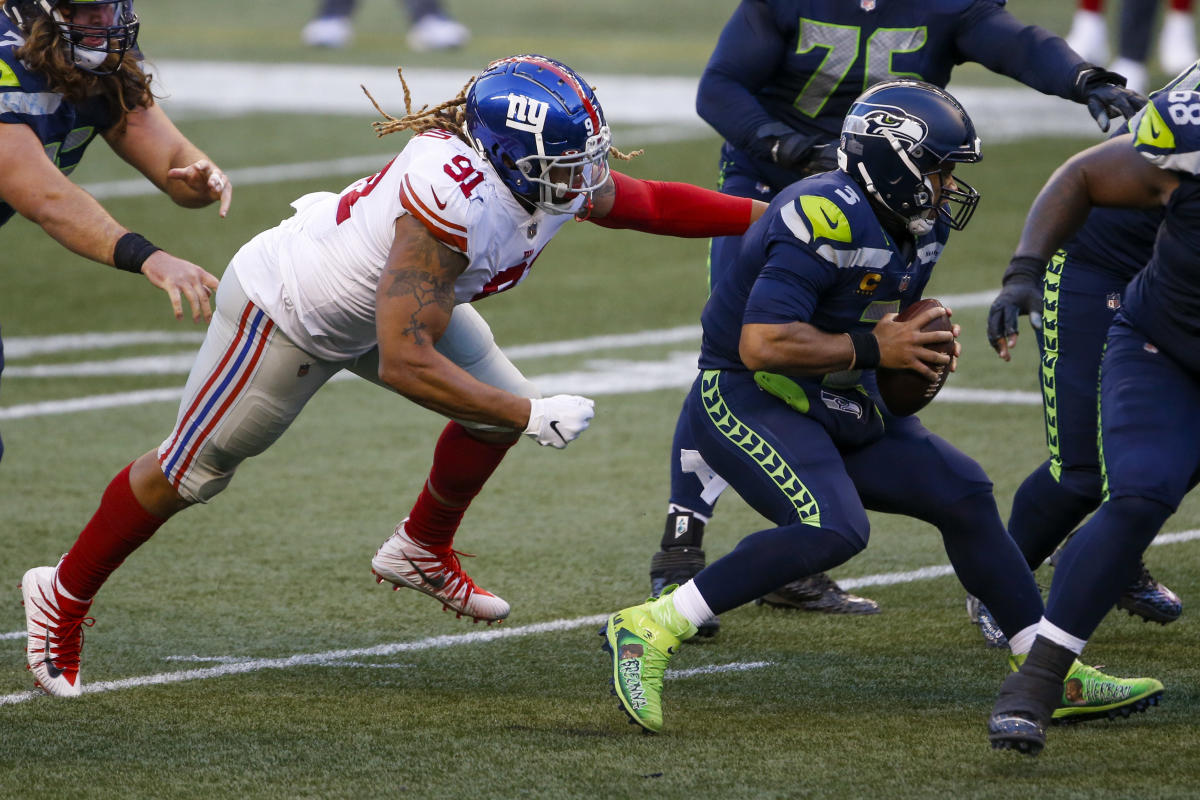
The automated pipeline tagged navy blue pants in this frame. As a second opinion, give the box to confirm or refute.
[681,370,1044,634]
[1046,320,1200,639]
[1008,253,1127,565]
[667,149,778,517]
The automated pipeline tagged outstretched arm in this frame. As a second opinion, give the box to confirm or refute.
[104,103,232,216]
[586,170,766,236]
[0,121,219,321]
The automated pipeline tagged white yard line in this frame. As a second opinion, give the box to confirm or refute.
[2,529,1197,706]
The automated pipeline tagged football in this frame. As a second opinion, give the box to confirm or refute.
[875,298,955,416]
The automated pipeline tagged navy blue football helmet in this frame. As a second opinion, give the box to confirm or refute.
[838,80,982,235]
[464,54,612,214]
[4,0,139,75]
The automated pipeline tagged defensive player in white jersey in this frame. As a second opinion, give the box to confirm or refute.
[18,54,766,697]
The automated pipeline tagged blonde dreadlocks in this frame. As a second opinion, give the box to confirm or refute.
[362,67,644,162]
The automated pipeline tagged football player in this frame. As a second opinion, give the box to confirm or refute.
[989,83,1200,757]
[17,54,769,697]
[0,0,229,464]
[970,63,1200,649]
[603,80,1161,735]
[646,0,1148,628]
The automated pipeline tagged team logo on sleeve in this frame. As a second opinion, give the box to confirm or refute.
[505,94,549,133]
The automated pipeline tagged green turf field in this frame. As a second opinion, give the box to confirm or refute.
[2,3,1199,798]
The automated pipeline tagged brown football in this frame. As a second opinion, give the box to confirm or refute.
[875,298,954,416]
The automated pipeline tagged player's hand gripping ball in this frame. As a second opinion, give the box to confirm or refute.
[876,298,955,416]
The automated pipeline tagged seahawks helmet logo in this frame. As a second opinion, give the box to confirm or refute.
[846,105,929,150]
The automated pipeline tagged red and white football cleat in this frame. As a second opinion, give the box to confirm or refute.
[371,520,510,623]
[20,566,93,697]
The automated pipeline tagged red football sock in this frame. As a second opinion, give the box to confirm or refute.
[1080,0,1103,11]
[1170,0,1191,13]
[405,422,515,551]
[55,462,166,602]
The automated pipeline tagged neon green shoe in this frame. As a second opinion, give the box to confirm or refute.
[601,587,698,733]
[1007,654,1164,724]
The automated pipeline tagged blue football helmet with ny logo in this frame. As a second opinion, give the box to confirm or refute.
[838,79,982,235]
[464,54,612,214]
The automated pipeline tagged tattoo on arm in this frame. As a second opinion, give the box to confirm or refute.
[383,234,461,346]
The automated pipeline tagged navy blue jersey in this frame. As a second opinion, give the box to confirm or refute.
[696,0,1085,184]
[0,15,117,227]
[1120,89,1200,373]
[699,170,946,372]
[1066,63,1200,280]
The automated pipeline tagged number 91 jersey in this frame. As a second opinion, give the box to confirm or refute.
[232,129,582,361]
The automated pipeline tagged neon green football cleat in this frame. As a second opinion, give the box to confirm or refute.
[1008,654,1164,724]
[601,587,698,733]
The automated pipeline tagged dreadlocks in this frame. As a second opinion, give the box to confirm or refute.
[363,67,644,162]
[16,15,154,130]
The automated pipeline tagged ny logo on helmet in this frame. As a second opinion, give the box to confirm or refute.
[505,94,549,133]
[850,106,929,150]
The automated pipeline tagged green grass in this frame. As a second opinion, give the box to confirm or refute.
[3,5,1200,796]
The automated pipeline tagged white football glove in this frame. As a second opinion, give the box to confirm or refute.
[523,394,595,449]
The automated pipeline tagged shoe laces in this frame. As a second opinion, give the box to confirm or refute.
[45,614,95,671]
[409,547,484,602]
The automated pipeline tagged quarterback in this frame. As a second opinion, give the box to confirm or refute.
[18,54,764,697]
[603,80,1161,736]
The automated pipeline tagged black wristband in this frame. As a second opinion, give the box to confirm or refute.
[113,232,161,274]
[1003,255,1047,286]
[849,331,880,370]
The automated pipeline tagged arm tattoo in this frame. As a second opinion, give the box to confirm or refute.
[384,233,461,346]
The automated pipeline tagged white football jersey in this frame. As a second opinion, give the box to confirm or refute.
[232,130,582,361]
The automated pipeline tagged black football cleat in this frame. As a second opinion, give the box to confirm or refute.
[988,713,1046,756]
[1117,562,1182,625]
[756,572,880,615]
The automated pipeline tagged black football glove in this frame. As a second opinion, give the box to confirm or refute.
[768,131,825,170]
[987,256,1047,352]
[1074,66,1148,132]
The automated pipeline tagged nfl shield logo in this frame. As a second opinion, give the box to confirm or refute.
[860,0,877,10]
[899,275,911,291]
[1106,292,1121,310]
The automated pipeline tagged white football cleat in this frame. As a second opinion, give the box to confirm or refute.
[406,14,469,52]
[20,566,93,698]
[371,521,509,623]
[1066,9,1110,66]
[301,16,353,49]
[1159,10,1199,77]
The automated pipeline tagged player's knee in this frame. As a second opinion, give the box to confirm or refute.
[1102,494,1175,546]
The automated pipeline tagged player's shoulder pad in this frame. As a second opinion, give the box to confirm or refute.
[397,131,488,254]
[774,173,892,270]
[1131,89,1200,176]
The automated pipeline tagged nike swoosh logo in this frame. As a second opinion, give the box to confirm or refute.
[404,556,446,589]
[820,208,840,229]
[1149,118,1161,139]
[42,628,63,679]
[431,188,448,211]
[549,420,568,445]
